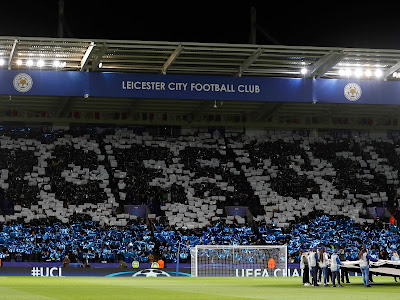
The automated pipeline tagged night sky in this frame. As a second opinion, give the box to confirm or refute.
[0,1,398,50]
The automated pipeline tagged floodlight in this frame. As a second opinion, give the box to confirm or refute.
[26,60,33,67]
[375,69,383,78]
[300,68,307,75]
[98,62,103,68]
[365,70,372,77]
[345,69,352,76]
[16,59,22,66]
[338,70,346,76]
[37,60,44,68]
[354,69,362,77]
[53,60,60,68]
[0,59,4,66]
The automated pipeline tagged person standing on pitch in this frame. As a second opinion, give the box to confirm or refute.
[308,246,319,286]
[330,249,343,287]
[339,248,350,284]
[317,251,322,285]
[319,246,329,286]
[391,250,399,282]
[358,245,378,287]
[300,249,311,286]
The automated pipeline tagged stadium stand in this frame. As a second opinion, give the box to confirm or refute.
[0,127,399,263]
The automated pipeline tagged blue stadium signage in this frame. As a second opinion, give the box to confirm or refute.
[90,72,310,102]
[1,69,400,104]
[1,70,88,96]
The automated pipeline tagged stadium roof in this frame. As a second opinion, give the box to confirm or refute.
[1,36,400,128]
[3,36,400,80]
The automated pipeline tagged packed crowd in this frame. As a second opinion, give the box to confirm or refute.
[0,213,397,265]
[0,215,154,264]
[0,128,398,264]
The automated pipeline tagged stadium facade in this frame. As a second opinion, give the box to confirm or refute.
[0,36,400,133]
[0,36,400,278]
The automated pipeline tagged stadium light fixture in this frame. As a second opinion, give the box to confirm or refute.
[345,69,352,77]
[338,69,346,76]
[375,69,383,78]
[16,59,22,66]
[354,69,362,77]
[365,69,372,77]
[53,60,60,68]
[300,68,307,75]
[98,62,103,68]
[26,60,34,67]
[37,60,44,68]
[0,59,4,66]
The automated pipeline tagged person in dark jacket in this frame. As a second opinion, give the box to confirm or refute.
[62,255,70,267]
[117,260,127,268]
[339,249,350,284]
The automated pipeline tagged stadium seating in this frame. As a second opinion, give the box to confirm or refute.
[0,215,152,263]
[0,128,399,263]
[287,214,400,261]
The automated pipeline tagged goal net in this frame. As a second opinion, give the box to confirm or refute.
[191,245,287,277]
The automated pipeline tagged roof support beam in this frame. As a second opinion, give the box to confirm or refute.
[384,61,400,79]
[250,102,284,122]
[8,39,18,70]
[91,43,108,71]
[56,96,73,118]
[80,42,95,71]
[161,45,183,74]
[307,51,345,78]
[189,101,211,122]
[326,103,345,117]
[128,99,142,118]
[237,47,264,77]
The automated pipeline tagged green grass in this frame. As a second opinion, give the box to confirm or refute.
[0,276,399,300]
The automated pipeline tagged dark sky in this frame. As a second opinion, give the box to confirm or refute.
[0,1,398,50]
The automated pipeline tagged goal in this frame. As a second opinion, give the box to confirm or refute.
[191,245,287,277]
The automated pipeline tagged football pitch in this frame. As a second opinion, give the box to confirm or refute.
[0,276,399,299]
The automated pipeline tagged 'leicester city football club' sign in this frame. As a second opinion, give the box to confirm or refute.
[3,69,400,105]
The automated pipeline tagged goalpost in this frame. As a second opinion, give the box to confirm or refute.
[191,245,287,277]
